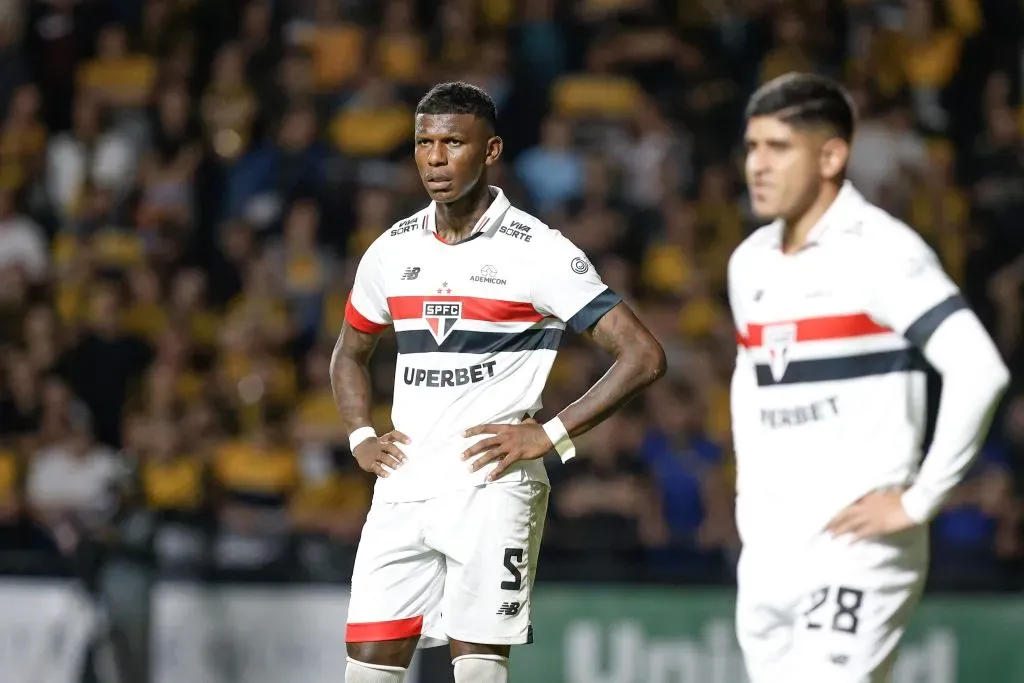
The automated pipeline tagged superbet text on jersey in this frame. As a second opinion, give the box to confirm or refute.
[344,187,620,503]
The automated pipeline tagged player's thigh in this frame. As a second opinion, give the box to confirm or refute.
[435,481,549,646]
[346,500,445,657]
[735,547,801,683]
[790,530,928,682]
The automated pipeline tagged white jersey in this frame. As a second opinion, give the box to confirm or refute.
[345,187,621,502]
[727,182,966,547]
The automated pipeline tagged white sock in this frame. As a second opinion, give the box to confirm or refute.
[452,654,510,683]
[345,657,406,683]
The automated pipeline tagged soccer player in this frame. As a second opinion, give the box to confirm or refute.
[728,72,1011,682]
[331,82,666,683]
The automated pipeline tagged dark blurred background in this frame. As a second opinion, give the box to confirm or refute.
[0,0,1021,682]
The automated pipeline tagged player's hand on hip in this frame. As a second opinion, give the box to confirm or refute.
[825,489,917,542]
[352,430,410,478]
[461,420,551,482]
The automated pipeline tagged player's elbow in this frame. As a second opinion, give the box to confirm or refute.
[990,359,1011,397]
[632,336,667,387]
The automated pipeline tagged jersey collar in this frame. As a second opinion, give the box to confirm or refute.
[764,180,865,251]
[428,185,511,242]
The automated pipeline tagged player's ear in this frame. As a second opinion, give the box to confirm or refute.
[820,138,849,181]
[484,135,503,167]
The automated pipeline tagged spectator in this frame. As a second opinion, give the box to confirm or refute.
[0,349,42,438]
[264,199,336,342]
[547,411,668,581]
[225,101,327,228]
[26,408,120,539]
[45,94,136,225]
[639,378,735,579]
[931,441,1021,588]
[0,83,47,194]
[56,280,152,448]
[515,116,584,214]
[0,187,48,283]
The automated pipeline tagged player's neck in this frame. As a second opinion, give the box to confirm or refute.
[434,183,495,244]
[780,182,841,255]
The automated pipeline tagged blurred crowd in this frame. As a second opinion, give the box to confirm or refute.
[0,0,1021,590]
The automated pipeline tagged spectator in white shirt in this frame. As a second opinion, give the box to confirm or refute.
[45,92,136,225]
[26,407,121,532]
[0,187,47,282]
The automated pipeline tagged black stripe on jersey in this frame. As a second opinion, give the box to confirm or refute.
[904,294,968,348]
[395,327,563,355]
[755,348,929,387]
[566,288,623,333]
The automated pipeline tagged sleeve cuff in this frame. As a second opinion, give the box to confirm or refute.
[903,293,968,348]
[900,485,940,524]
[565,288,622,333]
[345,293,388,334]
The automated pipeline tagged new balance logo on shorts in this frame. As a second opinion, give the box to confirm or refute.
[496,601,521,616]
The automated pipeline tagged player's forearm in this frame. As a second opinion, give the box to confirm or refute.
[329,324,379,434]
[901,311,1010,523]
[556,340,666,438]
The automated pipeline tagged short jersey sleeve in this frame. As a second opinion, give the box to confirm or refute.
[726,247,749,345]
[344,240,392,334]
[867,229,966,348]
[531,231,622,333]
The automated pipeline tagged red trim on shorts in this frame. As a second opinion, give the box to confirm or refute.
[346,615,424,642]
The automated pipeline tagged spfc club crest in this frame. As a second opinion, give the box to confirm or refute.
[423,301,462,345]
[763,322,797,381]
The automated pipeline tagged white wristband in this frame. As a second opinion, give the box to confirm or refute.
[542,417,576,463]
[348,426,377,453]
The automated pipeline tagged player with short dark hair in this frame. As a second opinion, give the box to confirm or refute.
[332,81,666,683]
[729,72,1009,682]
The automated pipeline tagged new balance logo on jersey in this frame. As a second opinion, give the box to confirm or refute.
[423,301,462,344]
[401,267,420,280]
[496,601,521,616]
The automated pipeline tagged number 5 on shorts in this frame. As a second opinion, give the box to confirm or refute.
[804,585,865,634]
[500,548,524,590]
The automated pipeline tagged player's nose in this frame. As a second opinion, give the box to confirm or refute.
[426,142,447,166]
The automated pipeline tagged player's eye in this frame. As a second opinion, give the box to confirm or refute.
[447,139,462,147]
[416,139,431,146]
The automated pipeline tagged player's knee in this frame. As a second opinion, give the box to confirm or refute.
[452,654,510,683]
[346,638,418,670]
[345,657,406,683]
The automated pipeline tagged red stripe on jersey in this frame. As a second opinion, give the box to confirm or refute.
[742,313,891,348]
[345,292,388,333]
[346,615,423,642]
[387,295,544,323]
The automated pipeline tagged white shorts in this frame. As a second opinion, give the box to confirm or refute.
[346,480,549,648]
[736,527,928,683]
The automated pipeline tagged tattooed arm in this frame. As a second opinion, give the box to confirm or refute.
[330,322,408,478]
[329,321,378,434]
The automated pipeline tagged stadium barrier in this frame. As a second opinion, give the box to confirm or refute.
[518,586,1024,683]
[1,580,1021,683]
[0,580,97,683]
